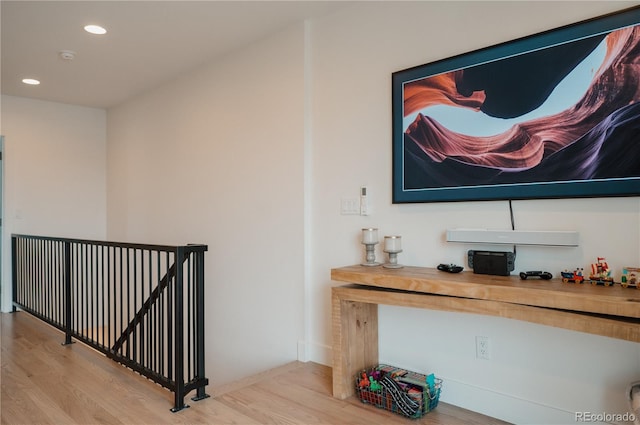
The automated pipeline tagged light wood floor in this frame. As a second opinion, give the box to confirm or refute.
[1,312,510,425]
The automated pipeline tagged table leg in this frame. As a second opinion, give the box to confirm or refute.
[332,288,378,399]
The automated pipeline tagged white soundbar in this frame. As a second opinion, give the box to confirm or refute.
[446,229,579,246]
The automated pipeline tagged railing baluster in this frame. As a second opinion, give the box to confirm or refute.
[54,241,58,323]
[64,241,72,345]
[108,246,112,350]
[147,249,152,371]
[73,243,78,334]
[84,244,88,339]
[45,241,50,321]
[187,254,192,382]
[89,244,93,341]
[33,239,37,312]
[56,241,61,325]
[154,250,159,374]
[149,250,160,373]
[101,244,105,348]
[133,248,138,363]
[55,241,59,323]
[36,239,39,314]
[36,239,41,314]
[52,241,56,323]
[51,240,55,321]
[32,239,37,313]
[44,240,48,315]
[11,236,17,312]
[31,239,36,313]
[25,239,29,307]
[161,251,168,379]
[119,246,123,357]
[28,238,31,309]
[128,247,131,359]
[167,252,173,383]
[94,244,98,343]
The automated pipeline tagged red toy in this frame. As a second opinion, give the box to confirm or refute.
[561,268,584,284]
[359,372,370,388]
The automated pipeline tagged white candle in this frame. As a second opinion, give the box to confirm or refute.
[384,235,402,252]
[362,228,378,244]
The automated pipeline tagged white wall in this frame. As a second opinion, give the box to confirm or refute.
[106,23,306,386]
[0,95,107,312]
[309,2,640,424]
[5,2,639,424]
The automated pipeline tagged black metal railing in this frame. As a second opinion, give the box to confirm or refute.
[11,234,209,412]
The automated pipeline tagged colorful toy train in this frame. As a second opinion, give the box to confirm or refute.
[561,258,639,288]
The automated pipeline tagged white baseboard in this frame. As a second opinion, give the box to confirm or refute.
[439,378,629,425]
[301,340,332,366]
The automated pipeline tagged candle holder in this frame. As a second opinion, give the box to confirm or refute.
[383,235,403,269]
[361,228,380,267]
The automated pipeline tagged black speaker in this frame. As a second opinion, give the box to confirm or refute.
[467,250,515,276]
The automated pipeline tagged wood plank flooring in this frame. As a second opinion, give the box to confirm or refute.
[1,312,510,424]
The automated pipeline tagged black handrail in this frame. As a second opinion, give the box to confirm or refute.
[11,234,209,412]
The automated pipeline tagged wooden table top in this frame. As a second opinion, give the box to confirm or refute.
[331,265,640,319]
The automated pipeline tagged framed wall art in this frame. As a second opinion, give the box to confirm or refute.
[392,6,640,203]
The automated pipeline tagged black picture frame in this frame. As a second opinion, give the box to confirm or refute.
[392,6,640,203]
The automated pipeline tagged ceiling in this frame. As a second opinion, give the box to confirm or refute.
[1,1,349,109]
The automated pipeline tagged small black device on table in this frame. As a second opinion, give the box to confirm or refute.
[519,271,553,280]
[437,263,464,273]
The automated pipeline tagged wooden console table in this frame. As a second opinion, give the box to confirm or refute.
[331,265,640,399]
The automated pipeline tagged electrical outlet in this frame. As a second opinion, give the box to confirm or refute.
[476,336,491,360]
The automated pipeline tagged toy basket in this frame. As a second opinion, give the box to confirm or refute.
[355,364,442,419]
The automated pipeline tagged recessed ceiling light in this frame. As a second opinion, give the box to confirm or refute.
[22,78,40,85]
[84,24,107,35]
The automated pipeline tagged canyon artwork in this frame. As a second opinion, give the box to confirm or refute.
[396,17,640,202]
